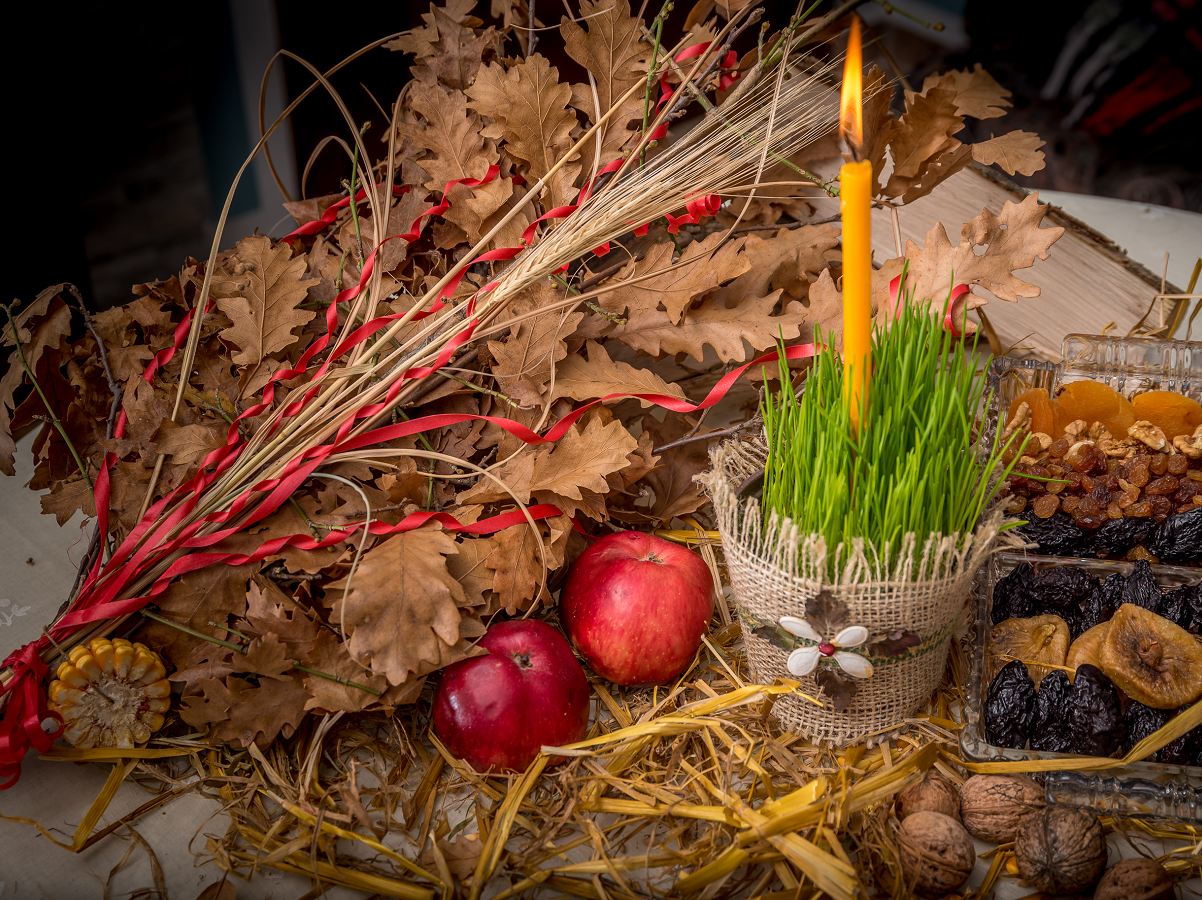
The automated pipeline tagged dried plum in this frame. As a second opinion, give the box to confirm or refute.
[1122,560,1162,611]
[1066,664,1124,758]
[1030,566,1099,611]
[1099,604,1202,709]
[1155,583,1202,634]
[1014,510,1084,556]
[1031,670,1072,753]
[1156,705,1202,766]
[1121,701,1170,757]
[991,563,1036,624]
[985,660,1036,750]
[1080,574,1124,633]
[1078,516,1152,558]
[1147,505,1202,562]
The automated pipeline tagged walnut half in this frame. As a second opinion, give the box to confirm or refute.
[48,638,170,748]
[1128,420,1168,451]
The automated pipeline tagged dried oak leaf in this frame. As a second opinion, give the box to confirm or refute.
[139,565,256,669]
[210,235,318,367]
[329,525,485,686]
[919,64,1012,120]
[816,668,858,711]
[239,633,295,682]
[447,535,499,610]
[353,188,433,274]
[601,232,751,324]
[300,631,388,714]
[882,87,965,200]
[971,130,1047,177]
[550,339,686,406]
[639,413,711,523]
[486,521,551,613]
[712,225,841,308]
[40,476,98,526]
[487,281,584,407]
[385,0,500,91]
[466,55,582,211]
[181,674,310,748]
[891,193,1064,305]
[561,0,652,162]
[860,65,896,188]
[806,591,850,638]
[152,420,228,468]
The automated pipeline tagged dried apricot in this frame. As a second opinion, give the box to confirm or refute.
[1057,380,1135,438]
[1131,391,1202,439]
[1009,388,1056,436]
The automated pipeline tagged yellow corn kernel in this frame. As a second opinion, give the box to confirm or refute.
[68,645,89,663]
[140,712,165,732]
[146,697,171,712]
[1006,857,1019,876]
[91,639,115,675]
[144,680,171,699]
[75,654,103,681]
[127,651,154,682]
[112,641,133,678]
[57,665,89,689]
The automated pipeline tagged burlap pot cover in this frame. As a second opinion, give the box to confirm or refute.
[701,436,1011,747]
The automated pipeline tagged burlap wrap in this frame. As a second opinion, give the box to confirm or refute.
[702,435,1011,746]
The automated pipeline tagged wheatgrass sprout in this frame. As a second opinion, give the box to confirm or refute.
[760,288,1021,576]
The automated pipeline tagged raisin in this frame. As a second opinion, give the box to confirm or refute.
[1147,506,1202,562]
[1062,495,1081,514]
[1076,513,1105,531]
[1072,446,1106,474]
[1174,481,1200,505]
[1122,560,1162,611]
[1126,459,1151,488]
[1014,510,1084,556]
[1100,473,1120,491]
[1092,484,1112,506]
[1155,583,1202,634]
[1149,495,1174,519]
[985,660,1036,750]
[1167,454,1189,476]
[1127,500,1154,517]
[1116,487,1139,508]
[1049,437,1071,458]
[1077,497,1101,517]
[1151,453,1169,476]
[991,563,1036,624]
[1080,574,1124,632]
[1031,670,1073,753]
[1156,704,1202,766]
[1079,516,1151,559]
[1033,495,1060,519]
[1122,702,1170,757]
[1066,664,1124,758]
[1145,475,1180,495]
[1107,502,1123,519]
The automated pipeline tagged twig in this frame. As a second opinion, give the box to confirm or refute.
[652,415,761,455]
[140,609,381,696]
[731,212,842,234]
[404,348,479,407]
[872,0,945,31]
[527,0,538,55]
[67,286,123,441]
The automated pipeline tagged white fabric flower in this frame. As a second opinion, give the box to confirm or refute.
[779,617,874,679]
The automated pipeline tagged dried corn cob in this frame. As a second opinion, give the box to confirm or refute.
[47,638,170,748]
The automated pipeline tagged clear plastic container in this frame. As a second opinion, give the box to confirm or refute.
[960,551,1202,822]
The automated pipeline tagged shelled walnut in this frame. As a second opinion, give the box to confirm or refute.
[48,638,170,748]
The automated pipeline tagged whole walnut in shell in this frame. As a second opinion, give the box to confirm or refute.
[1015,806,1106,894]
[896,769,961,823]
[1094,858,1174,900]
[896,811,975,896]
[959,774,1046,843]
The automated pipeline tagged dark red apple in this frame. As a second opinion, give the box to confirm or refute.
[433,619,589,774]
[561,531,713,686]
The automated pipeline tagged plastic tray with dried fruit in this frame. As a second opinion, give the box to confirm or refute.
[961,551,1202,822]
[984,336,1201,564]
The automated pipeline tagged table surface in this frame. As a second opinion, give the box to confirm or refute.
[2,194,1199,899]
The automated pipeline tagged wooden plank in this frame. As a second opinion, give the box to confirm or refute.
[869,164,1182,361]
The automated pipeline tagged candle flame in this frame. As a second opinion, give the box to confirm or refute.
[840,15,863,154]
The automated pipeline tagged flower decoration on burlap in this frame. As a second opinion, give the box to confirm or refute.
[778,617,875,679]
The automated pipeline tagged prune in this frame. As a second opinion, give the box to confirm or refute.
[1156,704,1202,766]
[1030,566,1099,611]
[1122,701,1170,757]
[1031,670,1072,753]
[1079,574,1124,632]
[1078,516,1152,559]
[1155,583,1202,634]
[985,661,1036,750]
[991,563,1036,624]
[1122,560,1162,611]
[1014,510,1084,556]
[1147,505,1202,562]
[1066,664,1124,758]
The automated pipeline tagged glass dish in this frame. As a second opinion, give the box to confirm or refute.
[961,551,1202,822]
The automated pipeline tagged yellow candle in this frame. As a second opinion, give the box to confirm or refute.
[839,15,871,434]
[840,158,872,432]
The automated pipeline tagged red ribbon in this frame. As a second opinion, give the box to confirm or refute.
[888,275,971,338]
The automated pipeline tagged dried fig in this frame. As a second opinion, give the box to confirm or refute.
[896,769,961,823]
[958,774,1045,843]
[896,811,975,896]
[990,614,1070,686]
[1093,858,1174,900]
[1099,603,1202,709]
[1015,806,1107,894]
[1065,621,1111,678]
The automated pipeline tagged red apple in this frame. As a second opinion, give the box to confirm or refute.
[561,531,713,686]
[433,619,589,774]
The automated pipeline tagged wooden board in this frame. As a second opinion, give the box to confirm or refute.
[869,163,1184,361]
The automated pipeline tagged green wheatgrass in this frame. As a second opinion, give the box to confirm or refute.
[760,290,1019,575]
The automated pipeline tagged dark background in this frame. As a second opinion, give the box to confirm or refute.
[10,0,1200,315]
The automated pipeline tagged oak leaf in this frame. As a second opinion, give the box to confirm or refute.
[386,0,500,91]
[138,564,256,669]
[1,292,73,475]
[971,130,1047,176]
[920,64,1012,120]
[181,674,310,747]
[712,225,840,307]
[487,281,584,407]
[300,631,388,713]
[860,65,896,188]
[486,522,549,613]
[639,413,711,522]
[40,476,98,526]
[466,55,582,210]
[152,420,227,468]
[881,88,964,200]
[210,235,318,367]
[447,535,499,609]
[239,633,295,681]
[549,339,686,406]
[561,0,652,162]
[330,525,483,686]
